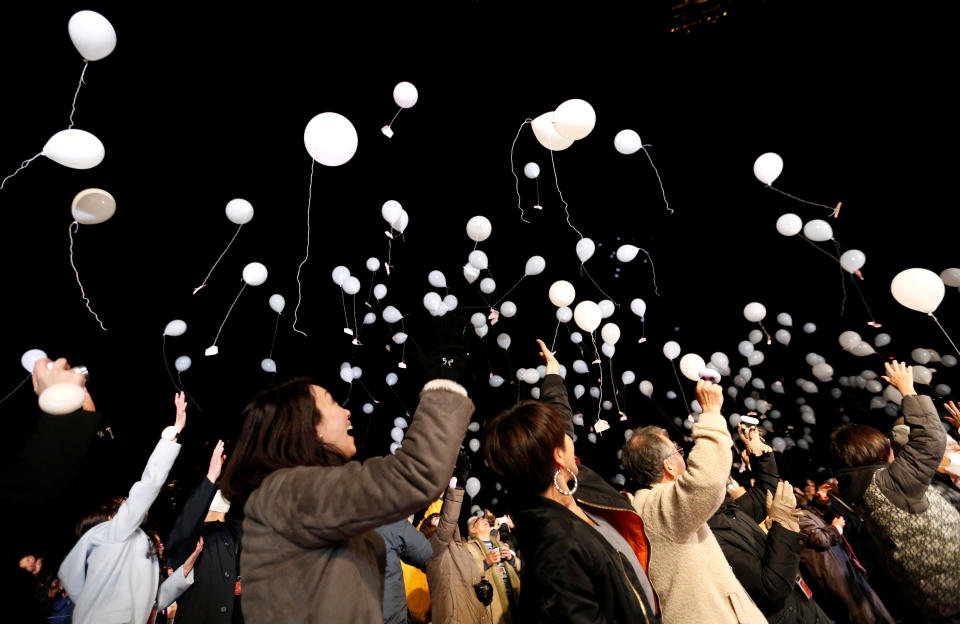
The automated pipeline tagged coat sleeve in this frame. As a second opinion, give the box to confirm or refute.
[540,374,574,438]
[798,512,841,551]
[719,522,804,604]
[431,487,464,552]
[101,439,181,543]
[166,476,217,569]
[156,565,195,610]
[398,518,434,570]
[58,535,89,598]
[880,395,946,506]
[636,410,733,541]
[245,383,473,548]
[525,541,614,624]
[734,451,780,524]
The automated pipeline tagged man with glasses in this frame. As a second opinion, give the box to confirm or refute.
[621,380,766,624]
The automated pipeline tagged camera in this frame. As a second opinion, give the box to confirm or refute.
[473,579,493,606]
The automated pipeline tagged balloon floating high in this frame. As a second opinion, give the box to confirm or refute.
[194,199,255,294]
[613,129,673,213]
[206,263,269,356]
[381,81,418,138]
[754,152,840,215]
[304,112,358,166]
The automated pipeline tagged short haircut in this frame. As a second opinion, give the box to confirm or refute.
[622,426,674,489]
[830,424,892,468]
[420,513,441,540]
[482,400,566,496]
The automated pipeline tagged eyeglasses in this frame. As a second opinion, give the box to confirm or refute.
[667,444,684,459]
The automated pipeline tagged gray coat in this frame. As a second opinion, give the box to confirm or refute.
[240,381,473,624]
[376,518,433,624]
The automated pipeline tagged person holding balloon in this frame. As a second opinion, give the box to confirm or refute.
[481,339,660,624]
[219,325,474,624]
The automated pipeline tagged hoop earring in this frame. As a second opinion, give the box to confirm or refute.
[553,466,578,496]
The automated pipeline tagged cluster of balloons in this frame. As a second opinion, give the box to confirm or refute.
[531,99,596,151]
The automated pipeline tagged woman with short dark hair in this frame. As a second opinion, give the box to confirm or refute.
[831,360,960,622]
[482,340,660,624]
[220,347,474,624]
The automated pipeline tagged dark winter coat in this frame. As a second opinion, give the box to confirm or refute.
[376,518,433,624]
[166,476,243,624]
[708,451,831,624]
[835,395,960,620]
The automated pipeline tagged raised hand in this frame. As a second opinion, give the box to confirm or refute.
[32,358,86,396]
[695,379,723,414]
[173,392,187,434]
[944,401,960,431]
[881,360,916,397]
[738,423,772,456]
[207,440,226,483]
[536,339,560,376]
[183,537,204,577]
[765,480,802,532]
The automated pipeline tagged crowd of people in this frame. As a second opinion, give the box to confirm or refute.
[6,333,960,624]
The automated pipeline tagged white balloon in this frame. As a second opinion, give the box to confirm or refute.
[68,10,117,61]
[622,371,636,385]
[639,380,653,398]
[71,188,116,225]
[523,162,541,179]
[427,270,447,289]
[525,256,546,276]
[738,367,752,382]
[839,330,862,351]
[391,426,405,443]
[738,341,754,357]
[43,129,104,170]
[497,334,512,350]
[572,360,589,374]
[935,384,952,395]
[21,349,47,373]
[531,111,574,151]
[475,325,489,338]
[874,333,891,347]
[468,438,480,453]
[776,312,792,327]
[748,350,765,366]
[743,302,767,323]
[575,238,595,263]
[752,378,765,390]
[614,129,642,155]
[940,268,960,288]
[602,400,613,411]
[803,322,817,334]
[666,391,677,400]
[392,332,408,345]
[775,329,791,346]
[598,300,615,319]
[556,307,572,323]
[489,375,505,388]
[890,268,945,314]
[600,323,621,345]
[803,219,833,242]
[678,354,706,381]
[332,266,350,286]
[753,152,783,185]
[630,298,646,317]
[366,257,381,272]
[839,249,866,273]
[225,199,254,225]
[304,112,358,166]
[884,384,903,405]
[570,332,583,344]
[851,342,875,357]
[573,301,602,333]
[393,81,418,108]
[466,216,492,242]
[711,352,729,369]
[913,366,933,385]
[362,403,374,415]
[352,366,362,379]
[170,355,192,373]
[911,347,931,364]
[812,362,834,381]
[775,213,802,237]
[469,313,487,329]
[386,372,399,386]
[552,99,596,141]
[549,280,576,307]
[423,292,442,314]
[616,245,640,262]
[382,306,402,324]
[468,250,489,270]
[479,278,497,294]
[574,384,585,398]
[342,276,361,295]
[261,358,277,373]
[749,329,764,345]
[805,353,825,366]
[38,383,86,415]
[381,200,403,230]
[363,312,376,325]
[942,355,957,367]
[164,320,187,337]
[601,343,616,358]
[463,264,480,284]
[242,262,268,287]
[663,341,681,361]
[744,397,756,411]
[266,294,286,314]
[522,369,540,385]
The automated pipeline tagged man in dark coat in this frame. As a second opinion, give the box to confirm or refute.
[376,517,433,624]
[166,440,243,623]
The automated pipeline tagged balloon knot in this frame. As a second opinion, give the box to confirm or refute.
[854,269,864,280]
[832,202,842,218]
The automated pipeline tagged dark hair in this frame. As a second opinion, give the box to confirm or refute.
[622,426,673,489]
[481,400,566,496]
[221,377,347,506]
[830,424,892,468]
[77,496,125,537]
[420,513,441,541]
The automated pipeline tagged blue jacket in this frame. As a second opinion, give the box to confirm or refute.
[376,519,433,624]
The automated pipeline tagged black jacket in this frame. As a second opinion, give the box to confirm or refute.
[708,452,830,624]
[509,375,659,624]
[166,477,243,624]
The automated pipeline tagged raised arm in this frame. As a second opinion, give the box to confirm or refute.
[246,382,473,548]
[879,361,946,504]
[166,440,224,568]
[646,380,734,540]
[157,538,202,609]
[732,432,780,524]
[101,393,185,542]
[536,339,574,438]
[431,485,465,551]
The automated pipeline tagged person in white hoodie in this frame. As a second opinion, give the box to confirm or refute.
[59,392,202,624]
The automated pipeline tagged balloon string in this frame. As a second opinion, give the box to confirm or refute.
[850,278,878,325]
[268,313,281,358]
[591,334,604,427]
[509,119,532,224]
[550,320,561,352]
[830,239,849,316]
[768,185,836,211]
[641,146,672,214]
[535,177,541,207]
[929,313,960,358]
[549,149,584,239]
[0,153,43,190]
[0,374,30,406]
[493,276,524,306]
[582,264,618,304]
[340,290,351,331]
[212,282,246,347]
[635,246,662,297]
[293,160,316,337]
[669,360,690,417]
[608,356,623,416]
[758,320,771,345]
[162,336,179,392]
[68,221,107,331]
[68,61,89,129]
[387,107,402,129]
[177,371,202,411]
[352,296,359,339]
[194,224,243,294]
